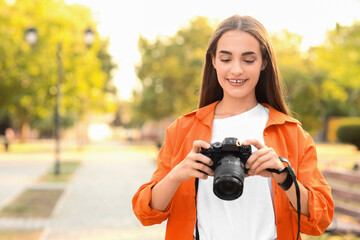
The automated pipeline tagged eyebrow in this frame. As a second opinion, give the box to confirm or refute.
[218,50,257,56]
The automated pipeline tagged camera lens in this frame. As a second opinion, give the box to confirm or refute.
[214,176,242,199]
[212,155,245,200]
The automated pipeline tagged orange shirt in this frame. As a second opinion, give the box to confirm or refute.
[132,102,334,240]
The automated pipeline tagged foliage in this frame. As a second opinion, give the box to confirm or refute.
[272,22,360,136]
[132,17,360,137]
[132,16,213,124]
[0,0,117,140]
[0,109,11,135]
[337,124,360,150]
[311,22,360,117]
[327,117,360,142]
[270,30,332,134]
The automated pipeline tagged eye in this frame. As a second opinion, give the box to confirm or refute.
[220,59,230,62]
[244,59,255,63]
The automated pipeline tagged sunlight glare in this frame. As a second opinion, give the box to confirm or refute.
[88,124,112,141]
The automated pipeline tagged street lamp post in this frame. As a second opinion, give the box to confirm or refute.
[25,27,38,47]
[54,42,63,175]
[84,27,95,48]
[25,27,95,176]
[79,27,94,146]
[25,27,62,175]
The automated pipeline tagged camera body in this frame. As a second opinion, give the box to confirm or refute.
[200,137,252,200]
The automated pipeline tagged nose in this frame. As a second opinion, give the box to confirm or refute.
[231,60,244,75]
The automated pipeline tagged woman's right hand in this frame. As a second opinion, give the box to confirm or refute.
[150,140,213,211]
[169,140,214,183]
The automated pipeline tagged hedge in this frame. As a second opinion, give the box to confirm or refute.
[336,124,360,150]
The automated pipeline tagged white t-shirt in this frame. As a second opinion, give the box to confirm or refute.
[196,104,277,240]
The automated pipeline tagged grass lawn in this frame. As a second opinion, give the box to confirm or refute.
[302,233,360,239]
[305,144,360,239]
[316,143,360,170]
[0,160,80,218]
[38,160,81,183]
[0,159,81,238]
[0,189,63,218]
[0,230,42,240]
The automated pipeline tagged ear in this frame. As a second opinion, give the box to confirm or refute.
[261,58,267,71]
[211,53,217,70]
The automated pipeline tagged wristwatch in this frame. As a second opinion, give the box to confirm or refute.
[278,172,293,191]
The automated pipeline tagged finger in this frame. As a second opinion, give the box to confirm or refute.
[250,154,272,175]
[242,139,264,150]
[187,151,213,167]
[192,140,211,153]
[247,147,275,168]
[194,153,213,166]
[252,160,278,176]
[195,162,214,176]
[245,148,262,168]
[192,169,210,180]
[251,155,283,176]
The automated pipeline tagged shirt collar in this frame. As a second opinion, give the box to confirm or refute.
[192,101,300,128]
[261,103,301,127]
[195,101,219,127]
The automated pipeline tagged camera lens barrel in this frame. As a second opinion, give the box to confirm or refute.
[213,155,245,200]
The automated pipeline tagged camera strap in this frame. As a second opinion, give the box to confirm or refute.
[195,178,200,240]
[194,158,301,240]
[278,157,301,240]
[260,158,301,240]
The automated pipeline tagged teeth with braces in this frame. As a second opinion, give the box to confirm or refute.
[229,79,245,83]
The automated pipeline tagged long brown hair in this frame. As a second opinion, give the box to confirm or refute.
[198,15,290,115]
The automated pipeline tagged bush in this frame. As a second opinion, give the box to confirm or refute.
[336,124,360,150]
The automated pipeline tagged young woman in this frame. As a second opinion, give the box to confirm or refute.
[132,15,334,240]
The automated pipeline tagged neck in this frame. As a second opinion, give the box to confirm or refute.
[215,97,258,118]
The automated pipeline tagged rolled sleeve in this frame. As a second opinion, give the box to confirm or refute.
[132,181,173,226]
[290,133,334,235]
[288,183,334,235]
[132,124,176,226]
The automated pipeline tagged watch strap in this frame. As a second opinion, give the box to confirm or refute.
[278,171,293,191]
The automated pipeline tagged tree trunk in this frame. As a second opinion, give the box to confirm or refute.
[319,115,329,142]
[20,122,30,143]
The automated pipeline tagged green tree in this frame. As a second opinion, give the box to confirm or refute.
[272,23,360,137]
[0,0,117,141]
[271,30,326,134]
[133,16,213,124]
[311,22,360,117]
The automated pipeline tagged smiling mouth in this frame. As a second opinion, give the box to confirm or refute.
[228,79,246,83]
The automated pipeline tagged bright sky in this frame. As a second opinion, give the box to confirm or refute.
[65,0,360,100]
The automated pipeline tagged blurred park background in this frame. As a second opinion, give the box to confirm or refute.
[0,0,360,239]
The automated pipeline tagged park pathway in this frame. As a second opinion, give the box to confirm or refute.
[40,144,166,240]
[0,143,166,240]
[0,153,50,211]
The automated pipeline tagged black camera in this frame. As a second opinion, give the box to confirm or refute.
[200,137,252,200]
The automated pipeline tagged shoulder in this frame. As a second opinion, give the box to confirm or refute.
[263,104,315,145]
[166,102,217,136]
[262,103,301,127]
[171,102,218,127]
[263,103,312,138]
[183,101,218,118]
[165,109,198,137]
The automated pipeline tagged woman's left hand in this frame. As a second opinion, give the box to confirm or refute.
[242,139,286,182]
